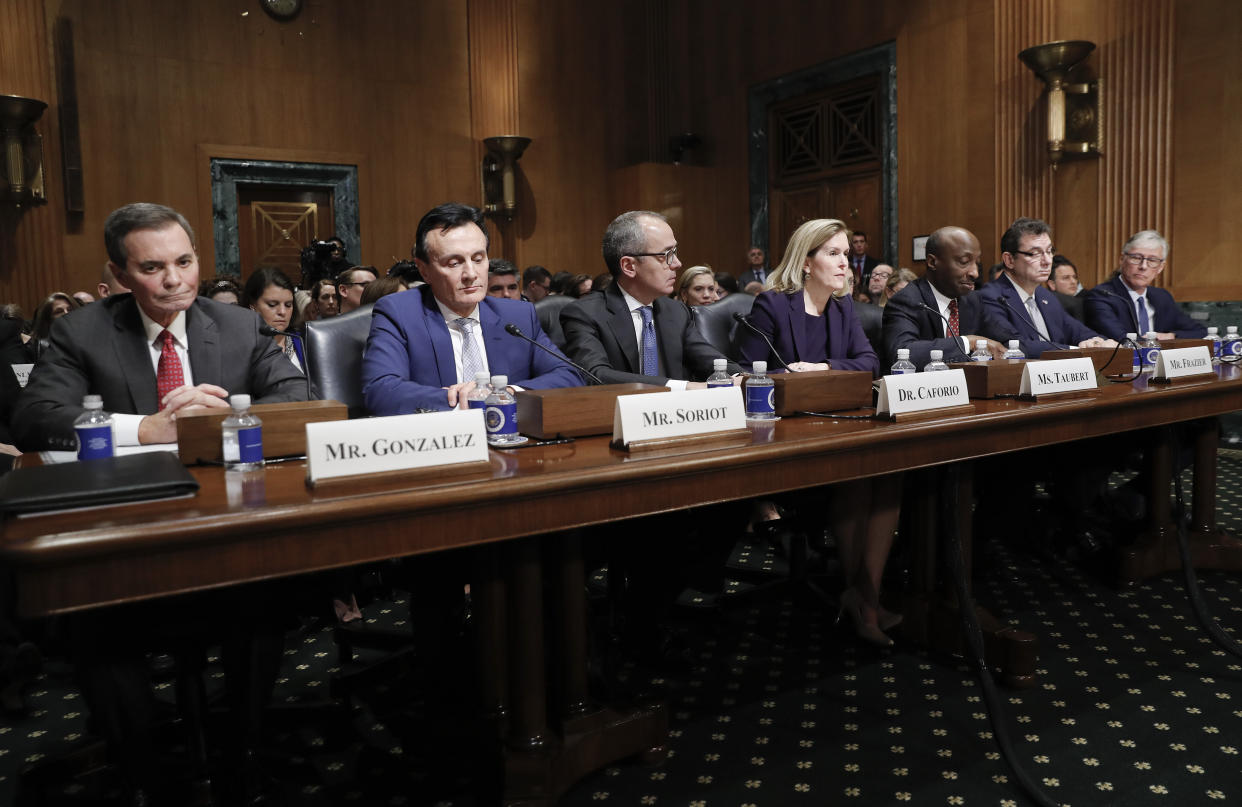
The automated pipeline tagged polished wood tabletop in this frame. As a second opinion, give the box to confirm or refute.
[4,364,1240,618]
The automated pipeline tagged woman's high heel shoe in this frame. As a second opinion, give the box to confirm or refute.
[837,587,894,648]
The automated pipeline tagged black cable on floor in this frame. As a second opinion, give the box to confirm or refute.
[939,462,1061,807]
[1172,474,1242,658]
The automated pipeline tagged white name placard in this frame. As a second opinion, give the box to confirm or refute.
[11,364,32,388]
[1019,357,1098,396]
[1154,346,1214,380]
[305,409,488,483]
[875,369,970,416]
[612,386,745,446]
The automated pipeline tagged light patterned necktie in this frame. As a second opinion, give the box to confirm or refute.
[455,317,484,382]
[155,329,184,410]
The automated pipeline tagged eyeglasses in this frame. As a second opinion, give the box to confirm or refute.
[627,246,679,265]
[1013,248,1056,261]
[339,280,372,289]
[1123,252,1165,268]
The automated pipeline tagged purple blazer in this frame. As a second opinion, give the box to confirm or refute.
[737,289,880,378]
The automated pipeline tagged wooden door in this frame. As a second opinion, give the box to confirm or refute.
[236,185,335,286]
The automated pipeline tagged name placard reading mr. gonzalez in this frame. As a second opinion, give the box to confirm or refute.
[875,368,969,416]
[305,409,488,483]
[1154,346,1214,380]
[612,386,745,446]
[1019,356,1098,397]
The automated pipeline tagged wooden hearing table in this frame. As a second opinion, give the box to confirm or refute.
[3,363,1240,804]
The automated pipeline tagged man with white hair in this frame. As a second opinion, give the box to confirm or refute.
[1084,230,1206,341]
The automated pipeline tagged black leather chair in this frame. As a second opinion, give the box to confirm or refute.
[692,293,754,359]
[855,301,884,358]
[303,303,374,418]
[535,294,574,350]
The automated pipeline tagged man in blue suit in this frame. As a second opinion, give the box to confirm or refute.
[362,203,581,415]
[979,217,1115,356]
[1084,230,1206,341]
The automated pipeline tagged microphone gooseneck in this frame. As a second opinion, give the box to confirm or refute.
[732,312,791,370]
[503,323,603,384]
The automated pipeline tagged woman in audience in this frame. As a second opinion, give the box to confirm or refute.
[738,218,902,647]
[200,276,245,306]
[714,271,738,300]
[677,265,718,306]
[360,275,406,306]
[305,278,339,321]
[244,268,303,371]
[29,292,82,361]
[561,273,592,299]
[880,267,917,307]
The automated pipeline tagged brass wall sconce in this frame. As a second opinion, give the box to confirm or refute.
[1018,40,1102,167]
[481,135,531,220]
[0,94,49,207]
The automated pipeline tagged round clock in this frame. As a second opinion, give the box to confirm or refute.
[261,0,302,22]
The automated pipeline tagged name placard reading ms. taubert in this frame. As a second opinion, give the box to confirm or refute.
[1154,346,1214,380]
[612,386,745,446]
[1019,356,1098,397]
[305,409,488,483]
[876,368,970,416]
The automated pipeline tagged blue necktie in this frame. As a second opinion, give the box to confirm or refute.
[1136,296,1150,336]
[638,306,658,376]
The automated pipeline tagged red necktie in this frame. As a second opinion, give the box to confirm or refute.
[156,330,185,409]
[947,299,960,339]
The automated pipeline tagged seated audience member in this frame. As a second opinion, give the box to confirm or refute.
[862,264,894,305]
[387,258,422,288]
[361,203,580,415]
[985,262,1005,285]
[677,265,719,307]
[714,271,738,299]
[561,210,740,387]
[522,264,553,302]
[739,218,900,645]
[1046,254,1086,321]
[882,267,917,307]
[487,259,522,300]
[200,275,244,306]
[566,273,593,298]
[245,267,304,371]
[978,217,1115,355]
[738,246,768,287]
[1084,230,1207,341]
[883,226,1007,367]
[306,277,339,321]
[72,291,94,306]
[592,272,612,294]
[551,271,574,296]
[336,265,378,314]
[849,230,880,288]
[97,261,128,298]
[743,280,765,296]
[360,275,407,306]
[28,292,82,361]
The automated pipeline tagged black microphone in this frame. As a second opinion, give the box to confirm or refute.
[996,296,1070,349]
[918,302,952,330]
[503,323,603,384]
[733,312,792,370]
[1090,286,1143,336]
[259,324,314,399]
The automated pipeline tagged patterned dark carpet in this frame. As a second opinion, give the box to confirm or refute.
[2,452,1241,806]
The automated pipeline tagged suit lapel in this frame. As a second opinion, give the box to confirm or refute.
[653,297,684,378]
[419,287,458,386]
[605,285,640,372]
[114,298,159,413]
[917,280,945,338]
[478,299,506,375]
[787,292,808,360]
[185,302,220,387]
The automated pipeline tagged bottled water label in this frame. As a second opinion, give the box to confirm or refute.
[1142,346,1161,368]
[76,425,113,460]
[706,380,733,388]
[467,399,487,409]
[746,386,775,415]
[891,368,915,375]
[486,402,518,436]
[1226,339,1242,358]
[237,426,263,464]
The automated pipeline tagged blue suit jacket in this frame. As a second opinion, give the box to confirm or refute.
[738,290,879,377]
[361,286,582,415]
[978,273,1103,355]
[1083,275,1206,341]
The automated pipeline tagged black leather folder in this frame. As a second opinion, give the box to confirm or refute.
[0,451,199,514]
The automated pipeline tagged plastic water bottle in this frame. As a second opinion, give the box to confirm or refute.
[1139,332,1161,373]
[1206,326,1222,365]
[889,348,916,375]
[222,394,263,471]
[1002,340,1024,360]
[744,360,776,420]
[1122,332,1141,374]
[923,349,949,372]
[74,395,114,461]
[706,358,733,388]
[466,371,492,409]
[970,339,992,362]
[1224,326,1241,361]
[485,374,523,445]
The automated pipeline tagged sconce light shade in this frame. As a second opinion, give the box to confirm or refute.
[0,94,49,207]
[481,135,531,220]
[1018,41,1102,166]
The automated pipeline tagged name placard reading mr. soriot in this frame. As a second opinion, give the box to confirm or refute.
[305,409,488,483]
[1154,346,1214,380]
[612,386,745,446]
[1019,357,1098,397]
[875,369,970,416]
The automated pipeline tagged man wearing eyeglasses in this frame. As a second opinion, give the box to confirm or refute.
[978,217,1114,356]
[1084,230,1206,341]
[561,210,741,387]
[335,265,377,314]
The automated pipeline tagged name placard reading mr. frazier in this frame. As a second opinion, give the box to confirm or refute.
[1154,346,1214,380]
[305,409,489,483]
[1018,356,1098,397]
[876,368,970,416]
[612,386,746,446]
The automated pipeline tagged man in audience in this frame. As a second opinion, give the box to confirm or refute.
[561,210,741,387]
[978,217,1115,355]
[863,263,894,304]
[361,203,580,415]
[882,226,1006,367]
[1084,230,1206,341]
[522,264,553,302]
[1046,254,1086,321]
[336,265,378,314]
[849,230,880,289]
[97,261,127,298]
[737,246,768,287]
[486,258,522,300]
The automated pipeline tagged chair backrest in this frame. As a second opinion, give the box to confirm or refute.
[535,294,574,350]
[854,301,884,357]
[693,293,755,359]
[303,303,374,418]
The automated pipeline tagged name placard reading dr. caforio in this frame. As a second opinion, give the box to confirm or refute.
[875,368,970,416]
[305,409,489,483]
